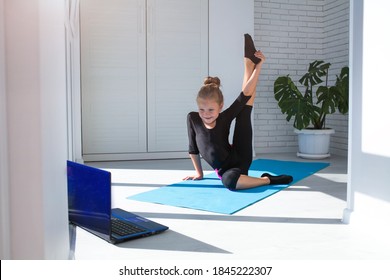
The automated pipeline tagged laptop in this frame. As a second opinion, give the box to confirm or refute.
[67,160,168,244]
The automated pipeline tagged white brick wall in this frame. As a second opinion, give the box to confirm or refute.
[253,0,349,156]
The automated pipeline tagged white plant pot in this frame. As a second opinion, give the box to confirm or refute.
[294,128,335,159]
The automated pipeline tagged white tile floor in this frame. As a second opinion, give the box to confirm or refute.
[72,153,390,260]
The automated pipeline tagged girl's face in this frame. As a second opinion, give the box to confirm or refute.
[197,98,223,128]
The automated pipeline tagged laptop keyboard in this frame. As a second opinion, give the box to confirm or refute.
[111,218,147,236]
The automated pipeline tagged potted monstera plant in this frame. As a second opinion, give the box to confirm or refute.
[274,60,349,159]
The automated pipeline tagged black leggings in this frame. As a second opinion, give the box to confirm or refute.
[221,105,253,190]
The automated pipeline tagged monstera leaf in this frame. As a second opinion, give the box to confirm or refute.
[299,60,331,98]
[335,66,349,114]
[317,85,337,114]
[274,76,320,130]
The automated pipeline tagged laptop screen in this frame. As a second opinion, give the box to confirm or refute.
[67,161,111,236]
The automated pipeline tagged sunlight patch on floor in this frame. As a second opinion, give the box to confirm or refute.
[314,172,347,183]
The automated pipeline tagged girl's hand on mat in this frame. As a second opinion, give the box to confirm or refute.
[183,174,203,181]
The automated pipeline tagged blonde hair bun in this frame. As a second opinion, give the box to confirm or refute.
[203,76,221,87]
[197,76,224,105]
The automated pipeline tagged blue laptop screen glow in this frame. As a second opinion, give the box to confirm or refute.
[67,161,111,235]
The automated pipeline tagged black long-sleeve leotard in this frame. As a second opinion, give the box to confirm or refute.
[187,92,251,177]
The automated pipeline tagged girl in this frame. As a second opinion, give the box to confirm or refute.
[184,34,293,190]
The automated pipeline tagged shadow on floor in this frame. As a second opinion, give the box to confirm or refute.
[116,229,232,254]
[132,212,344,225]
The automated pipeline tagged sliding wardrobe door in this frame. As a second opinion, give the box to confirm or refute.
[80,0,208,160]
[80,0,147,155]
[146,0,209,152]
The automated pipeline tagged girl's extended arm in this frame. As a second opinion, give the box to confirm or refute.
[183,154,204,180]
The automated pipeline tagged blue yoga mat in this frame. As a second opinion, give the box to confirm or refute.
[127,159,329,215]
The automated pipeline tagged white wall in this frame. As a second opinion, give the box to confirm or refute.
[39,0,70,259]
[1,0,69,259]
[344,0,390,236]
